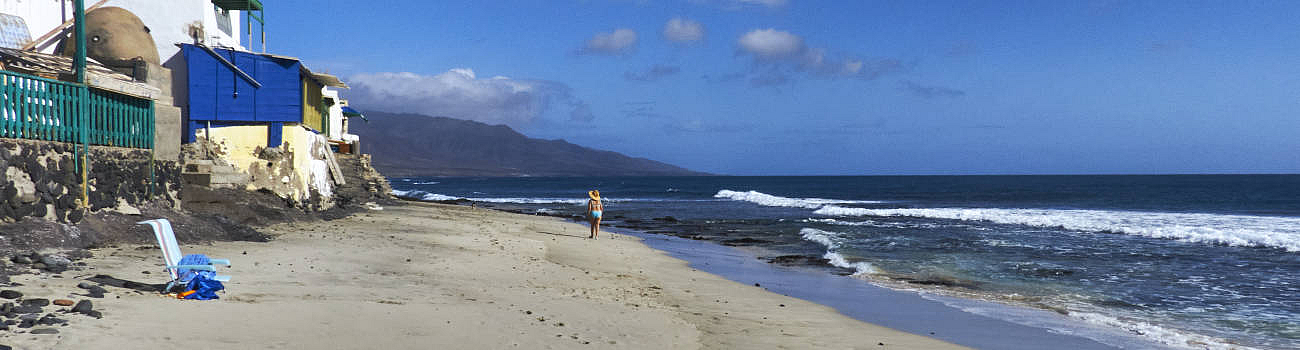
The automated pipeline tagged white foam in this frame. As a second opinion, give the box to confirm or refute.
[414,181,440,185]
[714,190,881,209]
[390,189,587,204]
[800,227,839,247]
[919,293,1254,350]
[799,228,876,275]
[813,206,1300,252]
[391,189,459,201]
[1066,311,1261,350]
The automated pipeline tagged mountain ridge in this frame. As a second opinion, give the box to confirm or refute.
[348,111,708,177]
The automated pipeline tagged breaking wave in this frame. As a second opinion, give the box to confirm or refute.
[799,228,876,275]
[714,190,881,209]
[813,206,1300,252]
[391,189,587,204]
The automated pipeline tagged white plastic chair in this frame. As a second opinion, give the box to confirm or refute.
[137,219,231,291]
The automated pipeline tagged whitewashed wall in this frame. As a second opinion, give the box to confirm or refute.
[0,0,73,53]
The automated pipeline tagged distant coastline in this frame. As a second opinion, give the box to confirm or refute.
[350,111,709,177]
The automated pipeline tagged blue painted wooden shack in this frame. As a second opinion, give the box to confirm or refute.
[181,43,315,146]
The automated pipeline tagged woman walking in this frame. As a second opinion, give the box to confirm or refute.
[587,190,603,239]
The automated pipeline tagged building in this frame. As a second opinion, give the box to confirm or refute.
[0,0,362,215]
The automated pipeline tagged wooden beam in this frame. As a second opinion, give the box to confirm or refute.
[21,0,110,51]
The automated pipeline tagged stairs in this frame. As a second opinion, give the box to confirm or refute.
[181,160,250,188]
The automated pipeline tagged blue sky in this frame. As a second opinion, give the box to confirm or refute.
[261,0,1300,175]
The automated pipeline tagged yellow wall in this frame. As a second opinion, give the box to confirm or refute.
[281,124,318,201]
[202,124,268,175]
[302,79,326,133]
[200,123,323,203]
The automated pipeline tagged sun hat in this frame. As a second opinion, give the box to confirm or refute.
[588,190,601,200]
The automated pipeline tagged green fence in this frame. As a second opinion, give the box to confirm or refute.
[0,70,153,148]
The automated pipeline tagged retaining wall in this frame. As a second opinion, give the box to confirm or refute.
[0,139,179,224]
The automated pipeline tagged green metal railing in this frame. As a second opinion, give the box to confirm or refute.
[0,70,153,148]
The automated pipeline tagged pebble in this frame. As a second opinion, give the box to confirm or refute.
[11,305,41,314]
[36,315,66,326]
[29,328,58,335]
[40,254,70,267]
[71,300,93,315]
[52,299,74,306]
[0,291,20,299]
[21,299,49,307]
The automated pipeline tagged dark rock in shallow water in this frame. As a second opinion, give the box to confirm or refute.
[0,290,21,299]
[764,255,832,266]
[720,238,772,246]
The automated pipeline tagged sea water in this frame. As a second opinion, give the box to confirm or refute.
[391,175,1300,349]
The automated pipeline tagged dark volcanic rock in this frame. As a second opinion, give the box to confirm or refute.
[11,305,41,314]
[720,238,772,246]
[20,298,49,307]
[0,290,20,299]
[36,314,65,325]
[764,255,832,266]
[71,300,93,315]
[29,328,58,334]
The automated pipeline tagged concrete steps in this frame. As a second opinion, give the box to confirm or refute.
[182,160,250,187]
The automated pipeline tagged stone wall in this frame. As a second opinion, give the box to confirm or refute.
[0,139,179,224]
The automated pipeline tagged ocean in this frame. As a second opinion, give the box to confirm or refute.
[390,175,1300,349]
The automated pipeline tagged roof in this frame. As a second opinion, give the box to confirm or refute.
[311,73,347,88]
[0,47,160,99]
[212,0,263,11]
[178,44,349,88]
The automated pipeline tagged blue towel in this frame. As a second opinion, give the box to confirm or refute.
[176,254,216,283]
[184,275,225,300]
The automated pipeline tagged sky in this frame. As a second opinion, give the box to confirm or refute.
[257,0,1300,175]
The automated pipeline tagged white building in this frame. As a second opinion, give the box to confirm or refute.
[0,0,252,59]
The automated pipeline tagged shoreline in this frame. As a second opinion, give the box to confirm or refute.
[618,229,1158,350]
[0,201,968,349]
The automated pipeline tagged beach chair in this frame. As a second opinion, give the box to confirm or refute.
[137,219,232,292]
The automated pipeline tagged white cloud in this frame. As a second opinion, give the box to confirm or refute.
[579,28,638,55]
[735,28,906,84]
[737,29,804,59]
[663,17,704,43]
[345,69,591,127]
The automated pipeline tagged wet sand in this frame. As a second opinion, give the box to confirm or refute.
[1,202,964,349]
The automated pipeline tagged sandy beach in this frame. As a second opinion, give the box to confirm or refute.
[0,201,964,349]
